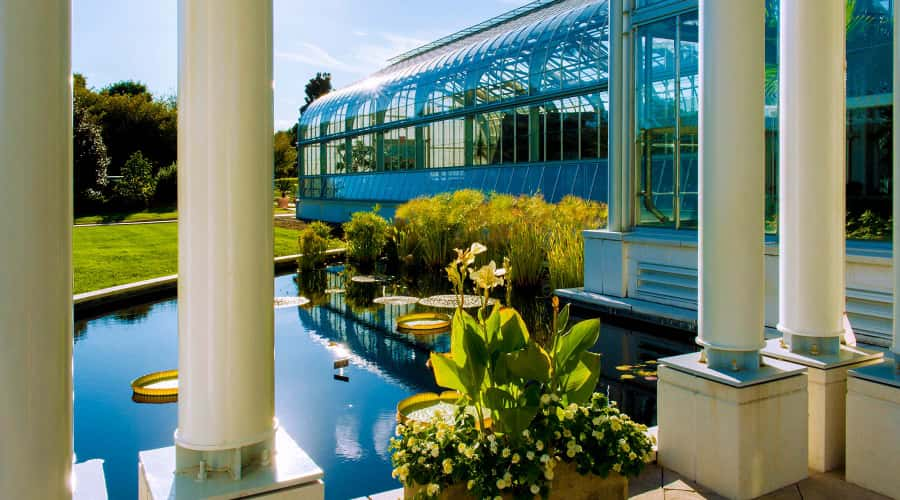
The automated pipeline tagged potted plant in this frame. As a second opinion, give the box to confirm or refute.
[275,178,295,209]
[390,243,654,499]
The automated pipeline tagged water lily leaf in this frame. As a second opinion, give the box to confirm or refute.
[615,365,632,371]
[620,374,636,380]
[554,318,601,374]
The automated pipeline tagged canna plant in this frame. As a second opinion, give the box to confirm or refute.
[429,243,602,437]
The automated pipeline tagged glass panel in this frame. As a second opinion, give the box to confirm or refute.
[677,13,699,228]
[474,111,501,165]
[425,118,466,169]
[561,96,581,161]
[384,127,416,171]
[545,100,562,162]
[349,134,376,173]
[500,109,516,163]
[635,17,677,227]
[515,107,530,163]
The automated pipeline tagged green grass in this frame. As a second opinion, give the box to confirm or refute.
[75,205,296,225]
[74,206,179,225]
[74,222,331,294]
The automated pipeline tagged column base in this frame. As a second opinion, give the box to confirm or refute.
[73,459,108,500]
[846,360,900,499]
[139,427,324,499]
[761,338,883,472]
[657,353,808,500]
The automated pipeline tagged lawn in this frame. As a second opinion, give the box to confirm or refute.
[74,204,295,225]
[73,222,328,294]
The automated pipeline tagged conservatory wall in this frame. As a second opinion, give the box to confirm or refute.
[569,0,897,347]
[297,0,612,222]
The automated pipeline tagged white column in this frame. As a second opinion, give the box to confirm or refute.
[175,0,276,471]
[0,0,73,498]
[778,0,846,354]
[606,0,627,233]
[697,0,765,371]
[894,0,900,362]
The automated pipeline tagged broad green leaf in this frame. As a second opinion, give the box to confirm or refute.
[484,304,501,348]
[497,307,529,352]
[450,310,469,366]
[554,318,600,374]
[562,351,602,405]
[492,406,540,436]
[483,387,515,410]
[430,353,467,394]
[556,303,570,335]
[503,342,551,382]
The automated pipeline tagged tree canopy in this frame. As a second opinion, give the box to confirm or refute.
[301,72,332,114]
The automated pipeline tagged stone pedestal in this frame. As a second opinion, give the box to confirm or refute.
[139,428,323,500]
[583,230,627,297]
[657,353,808,500]
[761,338,882,472]
[845,361,900,499]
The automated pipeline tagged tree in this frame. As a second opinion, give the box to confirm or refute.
[73,98,110,209]
[300,72,332,113]
[102,80,149,97]
[115,151,157,208]
[274,129,299,179]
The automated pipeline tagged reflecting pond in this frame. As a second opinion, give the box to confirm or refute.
[73,267,696,499]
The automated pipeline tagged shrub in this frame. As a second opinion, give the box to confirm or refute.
[153,162,177,205]
[343,207,389,270]
[114,151,156,208]
[298,226,328,272]
[307,220,332,240]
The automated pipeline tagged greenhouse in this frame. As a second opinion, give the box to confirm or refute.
[298,0,893,230]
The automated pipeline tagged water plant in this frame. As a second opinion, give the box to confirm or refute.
[297,221,331,272]
[343,206,389,271]
[390,244,653,499]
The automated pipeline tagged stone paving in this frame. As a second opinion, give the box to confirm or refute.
[361,465,894,500]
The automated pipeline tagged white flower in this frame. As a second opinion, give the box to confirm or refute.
[511,453,520,464]
[530,484,541,495]
[629,452,637,460]
[544,469,554,480]
[522,429,530,438]
[502,448,511,458]
[613,463,622,473]
[540,454,550,464]
[526,451,535,460]
[540,394,551,405]
[395,424,406,435]
[592,416,601,426]
[535,440,544,451]
[426,483,440,496]
[431,447,440,458]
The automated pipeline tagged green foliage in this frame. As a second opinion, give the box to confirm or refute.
[102,80,149,97]
[274,129,298,179]
[275,178,295,198]
[390,394,654,499]
[73,99,111,211]
[298,225,329,272]
[847,210,892,240]
[153,163,177,205]
[343,207,389,270]
[301,72,332,114]
[114,151,156,208]
[392,245,651,499]
[394,192,607,290]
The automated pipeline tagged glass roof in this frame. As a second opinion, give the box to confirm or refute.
[300,0,609,140]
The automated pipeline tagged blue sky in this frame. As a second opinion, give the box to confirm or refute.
[73,0,530,131]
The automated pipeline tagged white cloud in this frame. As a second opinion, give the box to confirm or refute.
[276,42,366,75]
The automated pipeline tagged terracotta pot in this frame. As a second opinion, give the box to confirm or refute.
[404,462,628,499]
[277,197,290,209]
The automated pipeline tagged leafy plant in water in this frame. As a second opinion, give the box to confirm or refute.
[297,222,331,272]
[429,243,602,437]
[343,206,389,271]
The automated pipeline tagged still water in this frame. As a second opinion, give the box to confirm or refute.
[73,268,695,499]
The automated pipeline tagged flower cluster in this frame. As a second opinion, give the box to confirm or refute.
[390,393,655,499]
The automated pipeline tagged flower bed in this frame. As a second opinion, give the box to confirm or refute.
[388,243,654,499]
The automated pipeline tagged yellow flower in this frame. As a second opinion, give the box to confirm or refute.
[526,451,535,460]
[511,453,520,464]
[426,483,440,496]
[442,458,454,474]
[496,478,507,490]
[469,260,504,290]
[612,463,622,473]
[467,480,475,490]
[502,448,511,458]
[530,484,541,495]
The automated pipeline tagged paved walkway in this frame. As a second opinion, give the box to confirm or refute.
[360,466,891,500]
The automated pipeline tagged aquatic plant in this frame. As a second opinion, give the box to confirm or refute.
[297,224,329,272]
[343,207,389,271]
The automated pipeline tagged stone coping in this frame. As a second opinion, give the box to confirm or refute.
[849,358,900,389]
[74,248,345,319]
[659,352,806,388]
[139,428,322,500]
[73,459,107,500]
[761,338,884,370]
